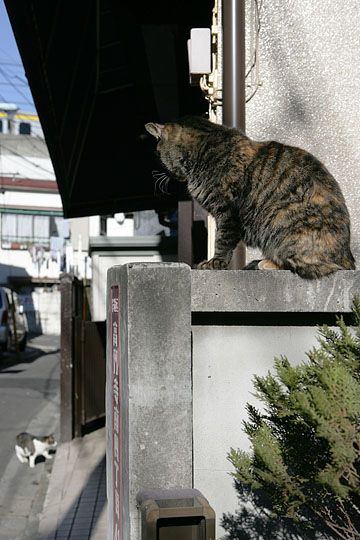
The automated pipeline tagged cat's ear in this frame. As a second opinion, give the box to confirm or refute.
[145,123,164,140]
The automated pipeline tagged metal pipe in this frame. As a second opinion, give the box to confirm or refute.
[223,0,245,130]
[223,0,246,268]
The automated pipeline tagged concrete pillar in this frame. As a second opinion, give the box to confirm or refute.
[106,262,192,540]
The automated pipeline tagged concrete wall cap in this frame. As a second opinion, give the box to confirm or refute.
[191,269,360,313]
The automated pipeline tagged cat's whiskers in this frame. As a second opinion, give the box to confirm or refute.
[152,170,170,195]
[153,177,160,195]
[155,176,167,195]
[159,176,170,195]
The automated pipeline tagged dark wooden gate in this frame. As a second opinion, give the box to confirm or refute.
[60,273,106,441]
[74,318,106,434]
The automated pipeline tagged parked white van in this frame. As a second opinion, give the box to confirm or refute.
[0,287,28,352]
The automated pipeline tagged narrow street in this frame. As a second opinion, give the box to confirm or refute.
[0,334,60,539]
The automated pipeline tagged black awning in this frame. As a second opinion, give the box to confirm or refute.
[5,0,212,217]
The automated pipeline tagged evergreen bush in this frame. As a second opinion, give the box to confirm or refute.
[226,298,360,540]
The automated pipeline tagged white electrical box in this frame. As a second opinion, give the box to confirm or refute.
[187,28,211,75]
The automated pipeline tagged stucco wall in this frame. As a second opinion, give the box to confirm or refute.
[19,287,60,335]
[193,325,319,539]
[245,0,360,263]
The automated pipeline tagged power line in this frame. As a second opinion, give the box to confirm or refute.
[0,57,35,109]
[0,153,54,179]
[0,143,54,175]
[0,61,23,67]
[22,136,49,158]
[0,82,29,88]
[0,67,34,107]
[14,75,28,85]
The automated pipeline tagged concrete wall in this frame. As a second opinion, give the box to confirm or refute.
[245,0,360,264]
[0,249,62,282]
[31,287,60,335]
[19,287,60,335]
[106,263,360,539]
[191,269,360,538]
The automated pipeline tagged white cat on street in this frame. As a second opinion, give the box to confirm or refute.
[15,432,57,468]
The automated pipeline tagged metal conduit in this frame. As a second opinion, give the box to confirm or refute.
[223,0,246,268]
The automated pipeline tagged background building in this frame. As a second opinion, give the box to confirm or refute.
[0,106,65,333]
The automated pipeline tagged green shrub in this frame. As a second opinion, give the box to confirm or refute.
[227,298,360,539]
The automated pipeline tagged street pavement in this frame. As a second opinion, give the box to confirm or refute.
[0,334,60,540]
[38,428,107,540]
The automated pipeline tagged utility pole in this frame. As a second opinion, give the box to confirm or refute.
[223,0,246,269]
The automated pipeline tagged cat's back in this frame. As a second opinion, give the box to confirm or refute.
[245,139,348,214]
[249,140,341,188]
[15,432,35,455]
[16,432,33,446]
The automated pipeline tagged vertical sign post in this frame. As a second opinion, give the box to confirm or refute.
[107,263,192,539]
[111,285,121,540]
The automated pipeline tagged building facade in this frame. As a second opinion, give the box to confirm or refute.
[0,108,66,334]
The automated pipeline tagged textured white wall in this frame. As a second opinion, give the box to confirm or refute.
[193,325,320,539]
[245,0,360,263]
[0,190,61,208]
[31,288,60,334]
[19,288,60,335]
[0,249,61,281]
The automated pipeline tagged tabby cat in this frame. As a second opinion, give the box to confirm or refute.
[145,117,355,279]
[15,432,57,468]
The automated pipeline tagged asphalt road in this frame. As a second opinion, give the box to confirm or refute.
[0,334,60,539]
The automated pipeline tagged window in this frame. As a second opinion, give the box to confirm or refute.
[19,122,31,135]
[1,213,50,249]
[100,215,107,236]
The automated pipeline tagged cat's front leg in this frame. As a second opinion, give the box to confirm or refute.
[42,450,52,460]
[15,446,28,463]
[29,455,36,468]
[197,211,243,270]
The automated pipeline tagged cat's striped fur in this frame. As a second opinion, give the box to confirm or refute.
[146,117,355,279]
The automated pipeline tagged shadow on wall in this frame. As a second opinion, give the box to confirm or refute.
[0,262,42,335]
[261,9,359,266]
[221,484,323,540]
[18,290,42,335]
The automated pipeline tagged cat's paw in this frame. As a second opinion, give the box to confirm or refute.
[243,259,262,270]
[197,257,228,270]
[243,259,281,271]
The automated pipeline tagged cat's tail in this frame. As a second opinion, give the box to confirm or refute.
[285,255,356,280]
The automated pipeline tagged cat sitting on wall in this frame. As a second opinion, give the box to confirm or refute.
[15,432,57,468]
[146,117,355,279]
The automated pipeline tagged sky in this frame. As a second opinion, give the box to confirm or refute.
[0,0,36,112]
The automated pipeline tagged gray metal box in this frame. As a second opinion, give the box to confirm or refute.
[137,488,216,540]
